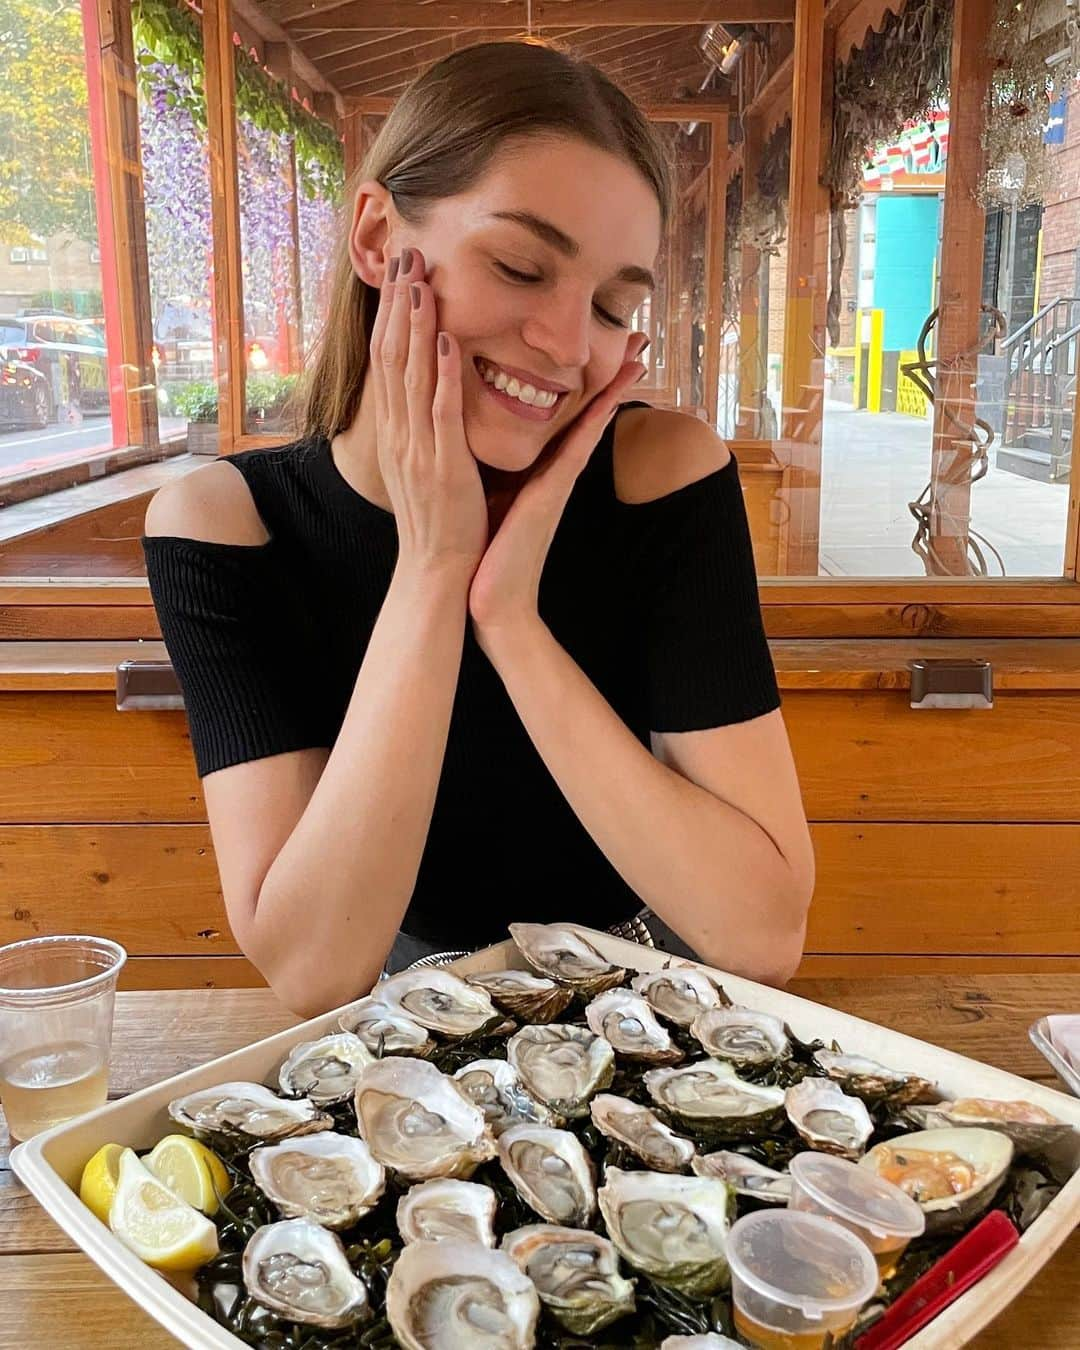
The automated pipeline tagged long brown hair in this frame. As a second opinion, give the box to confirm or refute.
[302,39,673,442]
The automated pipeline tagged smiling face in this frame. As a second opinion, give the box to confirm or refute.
[355,134,662,472]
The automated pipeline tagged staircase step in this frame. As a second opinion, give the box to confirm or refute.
[996,445,1053,482]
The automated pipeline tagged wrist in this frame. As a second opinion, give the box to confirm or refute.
[392,558,474,605]
[473,610,548,662]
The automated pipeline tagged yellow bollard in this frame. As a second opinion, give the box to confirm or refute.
[867,308,885,413]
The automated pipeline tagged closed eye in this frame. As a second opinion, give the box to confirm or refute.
[494,261,629,329]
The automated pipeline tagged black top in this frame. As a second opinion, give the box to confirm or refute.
[142,400,780,948]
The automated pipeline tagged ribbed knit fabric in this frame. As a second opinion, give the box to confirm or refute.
[142,399,780,948]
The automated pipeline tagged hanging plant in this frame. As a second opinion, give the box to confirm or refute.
[739,121,790,255]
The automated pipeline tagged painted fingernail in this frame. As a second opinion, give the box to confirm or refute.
[410,284,422,310]
[634,336,651,358]
[388,256,400,283]
[438,332,450,357]
[401,247,414,275]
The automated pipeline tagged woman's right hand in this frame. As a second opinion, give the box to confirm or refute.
[369,246,489,583]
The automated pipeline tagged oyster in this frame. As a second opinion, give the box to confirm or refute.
[785,1079,873,1158]
[498,1124,597,1226]
[337,1000,432,1056]
[249,1133,385,1229]
[690,1150,792,1204]
[585,989,683,1064]
[631,968,729,1028]
[859,1127,1014,1233]
[396,1178,497,1247]
[386,1239,539,1350]
[370,969,500,1037]
[509,922,626,995]
[644,1059,785,1140]
[506,1023,615,1117]
[597,1167,732,1296]
[168,1082,332,1142]
[661,1339,742,1349]
[691,1007,790,1068]
[814,1049,935,1107]
[590,1094,696,1172]
[353,1057,496,1181]
[278,1032,374,1106]
[902,1097,1075,1154]
[466,970,573,1024]
[242,1218,369,1328]
[453,1059,561,1135]
[502,1224,636,1335]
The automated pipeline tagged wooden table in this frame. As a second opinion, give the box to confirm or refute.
[3,978,1078,1348]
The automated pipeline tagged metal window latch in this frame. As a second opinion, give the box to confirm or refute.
[115,659,184,712]
[909,658,993,710]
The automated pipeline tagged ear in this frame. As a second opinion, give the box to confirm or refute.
[348,180,396,287]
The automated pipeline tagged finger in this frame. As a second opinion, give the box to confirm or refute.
[403,258,437,457]
[368,253,398,431]
[379,249,413,443]
[431,329,471,476]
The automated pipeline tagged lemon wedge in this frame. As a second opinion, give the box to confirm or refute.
[109,1147,219,1271]
[79,1142,125,1225]
[145,1134,231,1216]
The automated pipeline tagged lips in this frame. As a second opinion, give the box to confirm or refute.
[473,355,571,396]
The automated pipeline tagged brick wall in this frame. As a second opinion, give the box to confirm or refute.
[1039,89,1080,303]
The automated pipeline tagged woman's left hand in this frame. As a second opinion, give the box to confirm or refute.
[469,333,649,647]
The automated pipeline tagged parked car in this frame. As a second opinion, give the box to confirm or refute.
[0,313,109,419]
[153,298,214,382]
[0,355,52,429]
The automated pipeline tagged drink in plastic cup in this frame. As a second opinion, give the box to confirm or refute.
[728,1208,878,1349]
[789,1151,926,1281]
[0,936,126,1141]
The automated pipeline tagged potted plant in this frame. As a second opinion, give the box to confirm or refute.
[171,381,219,455]
[246,373,300,436]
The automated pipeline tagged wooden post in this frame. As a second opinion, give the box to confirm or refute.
[736,109,765,436]
[780,0,831,575]
[929,0,993,574]
[203,0,246,452]
[703,107,730,428]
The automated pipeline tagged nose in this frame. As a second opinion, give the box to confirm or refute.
[519,285,592,376]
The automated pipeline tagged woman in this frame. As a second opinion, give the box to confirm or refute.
[143,41,814,1018]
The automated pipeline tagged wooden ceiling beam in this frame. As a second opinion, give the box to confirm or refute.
[347,92,731,117]
[302,22,591,72]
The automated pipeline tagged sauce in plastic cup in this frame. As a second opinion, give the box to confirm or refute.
[789,1151,925,1281]
[728,1208,878,1349]
[0,935,126,1140]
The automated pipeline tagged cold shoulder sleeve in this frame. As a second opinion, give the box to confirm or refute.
[636,455,780,732]
[142,535,329,777]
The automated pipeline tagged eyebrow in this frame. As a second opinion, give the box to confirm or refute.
[488,209,656,291]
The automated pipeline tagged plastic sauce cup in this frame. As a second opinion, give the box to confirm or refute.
[0,935,126,1141]
[728,1208,879,1349]
[789,1151,926,1281]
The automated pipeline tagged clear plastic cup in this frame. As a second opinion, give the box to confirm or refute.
[789,1151,926,1281]
[728,1209,878,1349]
[0,935,126,1140]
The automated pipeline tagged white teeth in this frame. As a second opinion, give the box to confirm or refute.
[479,360,559,409]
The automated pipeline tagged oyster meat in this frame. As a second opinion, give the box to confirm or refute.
[353,1056,496,1181]
[169,1082,332,1142]
[278,1032,374,1106]
[386,1239,539,1350]
[690,1150,792,1204]
[631,968,729,1028]
[509,922,626,995]
[242,1218,369,1328]
[502,1224,636,1336]
[337,1000,433,1056]
[466,970,573,1024]
[644,1059,785,1140]
[597,1167,732,1296]
[506,1023,615,1117]
[370,969,499,1037]
[590,1093,696,1172]
[902,1097,1075,1154]
[813,1050,935,1107]
[691,1007,790,1068]
[396,1178,497,1247]
[249,1133,385,1229]
[785,1078,873,1158]
[498,1124,597,1227]
[585,989,683,1063]
[860,1126,1014,1232]
[453,1059,561,1135]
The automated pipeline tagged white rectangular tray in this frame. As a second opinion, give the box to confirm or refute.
[12,928,1080,1349]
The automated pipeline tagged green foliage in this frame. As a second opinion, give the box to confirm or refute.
[245,372,298,417]
[28,288,104,317]
[167,372,300,423]
[170,380,218,422]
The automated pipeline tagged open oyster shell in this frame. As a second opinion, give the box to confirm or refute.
[691,1006,790,1068]
[660,1337,742,1349]
[337,1000,433,1056]
[502,1224,636,1336]
[168,1082,332,1142]
[814,1049,935,1107]
[859,1126,1014,1233]
[370,969,500,1037]
[506,1023,615,1117]
[785,1078,873,1158]
[249,1133,385,1229]
[498,1124,597,1227]
[453,1058,561,1135]
[597,1167,732,1296]
[901,1097,1075,1154]
[590,1093,696,1172]
[396,1178,497,1247]
[644,1059,785,1140]
[353,1057,496,1181]
[690,1150,792,1204]
[386,1239,539,1350]
[585,989,683,1063]
[466,970,574,1024]
[242,1218,369,1328]
[509,922,626,995]
[278,1032,374,1106]
[631,968,729,1028]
